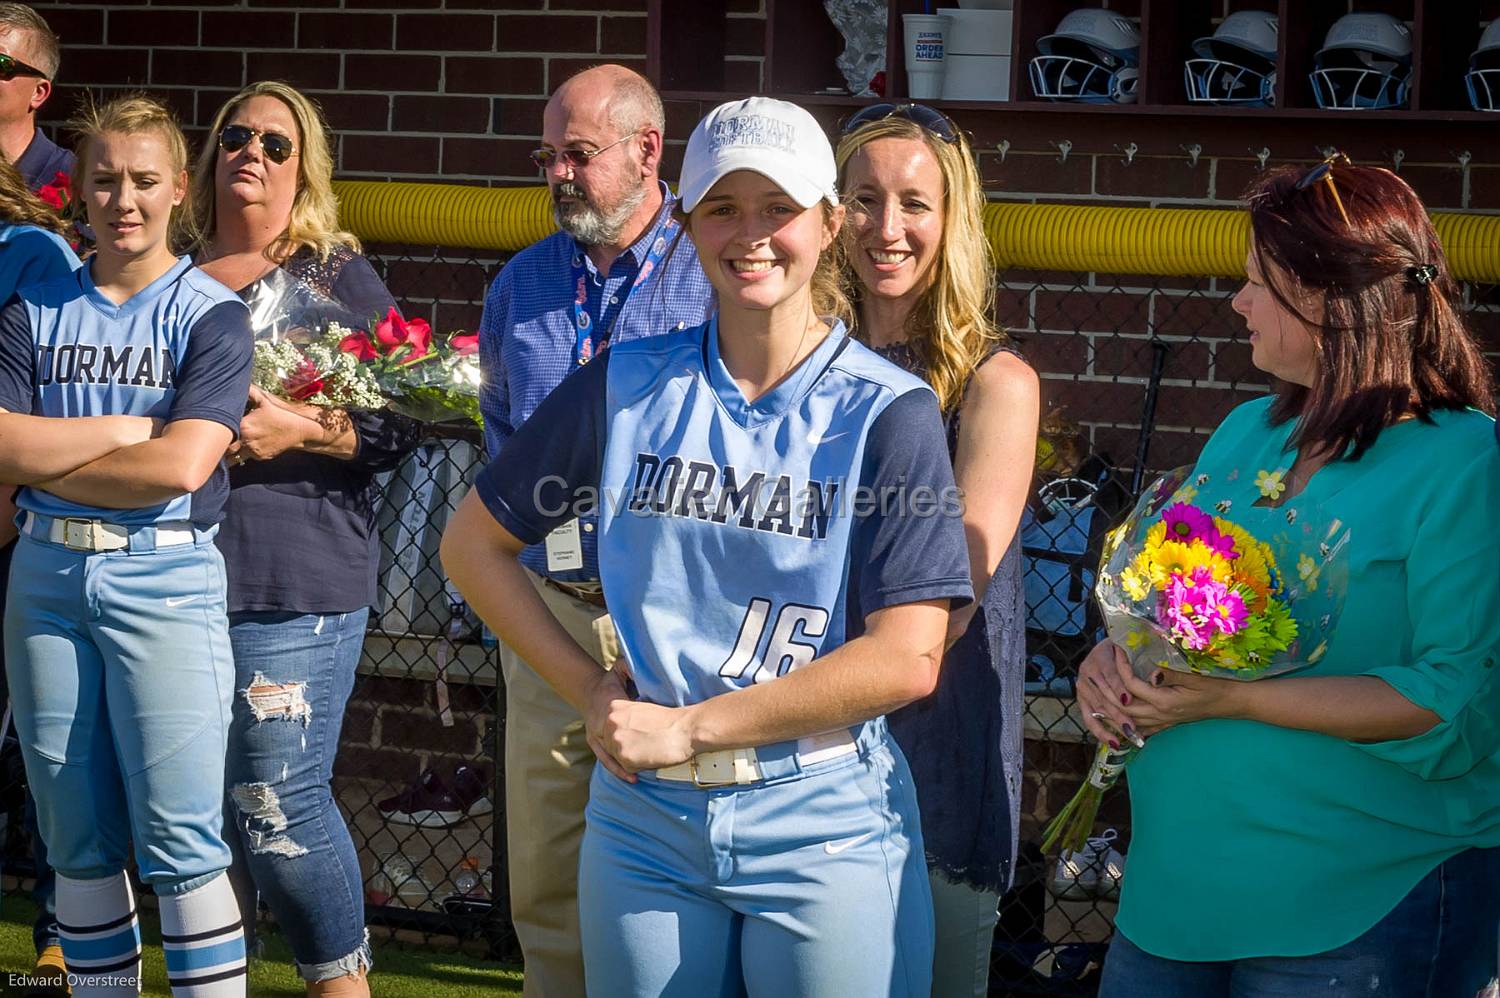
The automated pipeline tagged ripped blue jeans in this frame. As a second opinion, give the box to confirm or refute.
[1099,846,1500,998]
[225,609,372,983]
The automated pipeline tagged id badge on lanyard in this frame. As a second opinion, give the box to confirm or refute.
[571,216,680,367]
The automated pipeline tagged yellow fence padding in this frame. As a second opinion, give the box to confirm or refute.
[333,181,556,253]
[982,202,1252,279]
[332,181,1500,284]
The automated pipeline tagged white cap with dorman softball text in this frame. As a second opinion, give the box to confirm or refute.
[678,97,838,213]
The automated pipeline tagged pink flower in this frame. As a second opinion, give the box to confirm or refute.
[338,331,378,361]
[1201,529,1239,560]
[448,331,479,356]
[1160,566,1248,650]
[1162,502,1216,544]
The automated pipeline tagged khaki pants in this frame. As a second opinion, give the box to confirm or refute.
[497,569,619,998]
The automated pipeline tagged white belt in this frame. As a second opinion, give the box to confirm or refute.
[655,730,858,788]
[26,512,195,552]
[657,747,763,787]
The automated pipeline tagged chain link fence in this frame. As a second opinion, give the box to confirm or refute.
[1,243,1495,993]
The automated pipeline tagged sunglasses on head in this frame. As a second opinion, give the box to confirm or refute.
[840,103,960,144]
[530,130,640,173]
[219,124,297,165]
[0,52,48,82]
[1294,151,1352,226]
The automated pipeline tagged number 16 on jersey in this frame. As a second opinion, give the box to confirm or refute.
[718,597,831,685]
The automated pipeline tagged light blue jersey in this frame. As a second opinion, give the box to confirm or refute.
[475,317,971,997]
[0,256,253,526]
[476,317,972,706]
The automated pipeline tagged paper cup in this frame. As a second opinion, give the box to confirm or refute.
[903,13,952,100]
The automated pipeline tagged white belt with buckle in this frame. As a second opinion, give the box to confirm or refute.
[28,512,194,552]
[655,731,858,788]
[656,747,762,787]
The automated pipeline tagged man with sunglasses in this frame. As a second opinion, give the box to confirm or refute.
[476,63,712,998]
[0,4,69,193]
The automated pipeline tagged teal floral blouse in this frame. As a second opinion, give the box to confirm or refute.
[1114,396,1500,961]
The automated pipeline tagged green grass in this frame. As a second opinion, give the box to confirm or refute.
[0,895,524,996]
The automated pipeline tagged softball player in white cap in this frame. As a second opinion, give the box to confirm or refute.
[444,96,972,997]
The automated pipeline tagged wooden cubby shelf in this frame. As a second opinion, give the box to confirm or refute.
[648,0,1500,160]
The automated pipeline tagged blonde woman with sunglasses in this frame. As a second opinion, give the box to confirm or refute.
[192,82,419,998]
[835,104,1039,998]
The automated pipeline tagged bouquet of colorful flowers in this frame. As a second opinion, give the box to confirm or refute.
[338,308,482,427]
[1041,465,1350,854]
[252,321,387,410]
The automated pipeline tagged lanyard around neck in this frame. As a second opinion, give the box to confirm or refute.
[571,215,680,367]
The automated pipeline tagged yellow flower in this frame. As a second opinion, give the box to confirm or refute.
[1215,520,1273,592]
[1124,628,1148,650]
[1254,468,1287,500]
[1297,553,1320,588]
[1147,539,1231,588]
[1144,520,1167,549]
[1174,485,1199,503]
[1120,566,1150,601]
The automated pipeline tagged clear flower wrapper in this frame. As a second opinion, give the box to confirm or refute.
[245,272,387,409]
[1042,465,1352,854]
[380,345,483,428]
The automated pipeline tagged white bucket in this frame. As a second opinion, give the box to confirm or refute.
[937,7,1013,56]
[942,54,1011,101]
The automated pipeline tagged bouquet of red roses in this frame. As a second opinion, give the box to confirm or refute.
[338,309,482,426]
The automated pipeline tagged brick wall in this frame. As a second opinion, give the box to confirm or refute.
[30,1,766,185]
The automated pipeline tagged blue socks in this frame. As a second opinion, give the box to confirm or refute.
[158,872,247,996]
[56,872,142,996]
[57,870,246,996]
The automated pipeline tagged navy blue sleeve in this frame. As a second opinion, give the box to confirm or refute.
[0,296,34,413]
[330,252,398,327]
[171,300,253,434]
[473,350,610,544]
[347,409,424,474]
[849,388,974,620]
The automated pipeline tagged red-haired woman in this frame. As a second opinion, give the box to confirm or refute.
[1077,160,1500,997]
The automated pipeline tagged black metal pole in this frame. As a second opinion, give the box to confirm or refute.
[1131,341,1170,496]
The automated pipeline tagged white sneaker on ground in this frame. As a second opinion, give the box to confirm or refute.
[1051,827,1126,901]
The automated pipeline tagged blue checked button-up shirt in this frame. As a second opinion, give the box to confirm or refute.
[478,184,715,582]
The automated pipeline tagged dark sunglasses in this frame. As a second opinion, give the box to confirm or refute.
[530,130,639,172]
[219,124,298,165]
[1294,151,1352,226]
[840,103,960,144]
[0,52,48,82]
